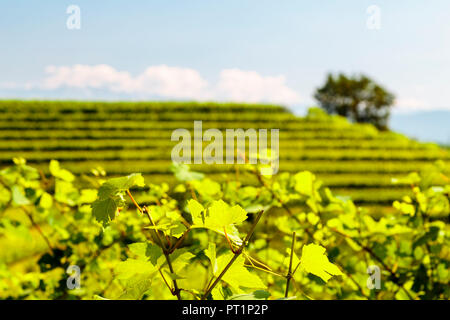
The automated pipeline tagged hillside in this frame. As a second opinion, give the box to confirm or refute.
[1,100,449,214]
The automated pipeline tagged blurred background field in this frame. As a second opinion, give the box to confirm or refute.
[1,100,449,218]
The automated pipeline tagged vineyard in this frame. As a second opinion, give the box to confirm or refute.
[1,101,449,211]
[0,101,448,300]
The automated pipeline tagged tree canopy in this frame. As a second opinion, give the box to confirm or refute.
[314,73,395,130]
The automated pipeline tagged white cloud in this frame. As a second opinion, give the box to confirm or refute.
[392,96,450,113]
[132,65,210,99]
[393,85,450,113]
[42,64,133,90]
[42,64,210,99]
[394,97,431,112]
[216,69,301,104]
[1,64,302,105]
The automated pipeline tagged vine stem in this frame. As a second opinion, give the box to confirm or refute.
[285,232,296,297]
[188,183,198,201]
[330,227,414,300]
[202,210,265,300]
[253,170,371,299]
[224,227,237,253]
[126,189,142,212]
[258,165,402,297]
[168,228,191,254]
[21,206,54,256]
[158,269,173,293]
[126,189,181,300]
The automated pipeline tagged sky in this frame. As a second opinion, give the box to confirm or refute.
[1,1,450,117]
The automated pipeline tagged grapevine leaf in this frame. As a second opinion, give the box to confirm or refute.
[92,197,117,227]
[211,285,233,300]
[190,179,221,199]
[49,160,75,182]
[0,184,11,207]
[128,242,148,259]
[98,173,145,200]
[115,259,157,280]
[128,242,163,265]
[188,199,248,227]
[146,244,164,265]
[299,244,343,282]
[97,183,117,200]
[38,192,53,209]
[115,258,157,300]
[103,173,145,190]
[229,290,271,300]
[205,243,218,274]
[11,185,30,206]
[162,249,195,273]
[170,162,204,182]
[188,199,247,244]
[217,253,266,289]
[78,189,98,204]
[293,171,314,196]
[276,296,297,300]
[208,200,247,228]
[167,273,186,280]
[187,199,205,226]
[92,173,144,227]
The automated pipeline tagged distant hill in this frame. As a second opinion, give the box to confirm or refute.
[0,100,449,215]
[390,111,450,146]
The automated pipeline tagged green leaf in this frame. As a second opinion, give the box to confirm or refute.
[115,259,157,280]
[92,173,144,227]
[190,178,221,199]
[208,200,248,228]
[11,185,30,206]
[167,273,186,280]
[299,244,343,282]
[91,198,117,227]
[170,162,204,182]
[78,189,98,204]
[54,180,79,206]
[393,200,415,216]
[229,290,271,300]
[49,160,75,182]
[166,250,195,273]
[293,171,315,196]
[104,173,145,190]
[38,192,53,209]
[128,242,163,265]
[0,184,11,207]
[217,253,266,289]
[205,243,218,274]
[187,199,206,226]
[153,250,194,288]
[128,242,149,259]
[98,173,145,200]
[189,199,248,228]
[188,199,247,244]
[276,296,297,300]
[115,258,157,300]
[211,285,233,300]
[97,183,117,199]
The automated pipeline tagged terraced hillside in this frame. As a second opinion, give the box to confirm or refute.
[1,100,449,214]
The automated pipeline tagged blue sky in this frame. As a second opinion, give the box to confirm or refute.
[1,0,450,118]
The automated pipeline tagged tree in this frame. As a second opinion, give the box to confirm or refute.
[314,73,395,130]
